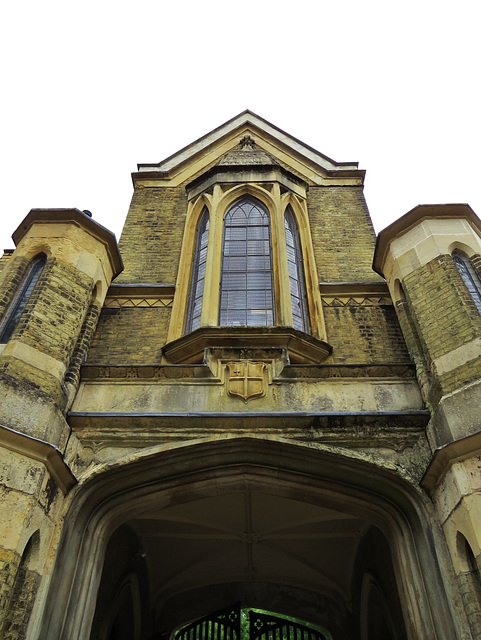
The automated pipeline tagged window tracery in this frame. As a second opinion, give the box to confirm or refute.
[453,250,481,314]
[0,254,46,343]
[170,180,328,364]
[219,198,274,327]
[284,206,308,332]
[185,207,209,332]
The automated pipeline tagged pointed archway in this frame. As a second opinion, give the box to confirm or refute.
[39,438,457,640]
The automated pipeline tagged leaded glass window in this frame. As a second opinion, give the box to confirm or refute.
[284,207,308,331]
[219,198,274,326]
[185,208,209,332]
[453,250,481,314]
[0,254,46,343]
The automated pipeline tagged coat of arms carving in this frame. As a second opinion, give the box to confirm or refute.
[226,361,266,401]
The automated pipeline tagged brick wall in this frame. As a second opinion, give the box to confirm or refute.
[0,251,14,276]
[13,257,93,366]
[117,186,188,284]
[87,306,170,364]
[0,543,40,640]
[457,570,481,640]
[403,254,481,400]
[307,186,382,283]
[323,303,410,364]
[65,300,102,387]
[0,547,20,632]
[0,256,30,324]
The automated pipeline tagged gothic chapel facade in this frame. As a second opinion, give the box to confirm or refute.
[1,112,481,640]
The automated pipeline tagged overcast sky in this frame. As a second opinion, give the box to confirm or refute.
[1,1,479,252]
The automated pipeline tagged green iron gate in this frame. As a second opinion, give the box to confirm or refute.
[174,604,241,640]
[248,610,328,640]
[174,604,330,640]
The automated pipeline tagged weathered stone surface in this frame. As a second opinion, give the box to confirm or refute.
[1,115,480,640]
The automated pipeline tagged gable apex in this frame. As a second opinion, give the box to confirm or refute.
[135,110,364,185]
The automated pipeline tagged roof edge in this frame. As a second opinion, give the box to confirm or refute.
[13,208,123,277]
[373,203,480,275]
[136,110,361,178]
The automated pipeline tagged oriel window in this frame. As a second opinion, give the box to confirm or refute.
[219,197,274,326]
[453,250,481,314]
[284,206,309,332]
[0,254,46,343]
[185,208,209,332]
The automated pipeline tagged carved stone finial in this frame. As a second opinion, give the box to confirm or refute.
[239,134,255,149]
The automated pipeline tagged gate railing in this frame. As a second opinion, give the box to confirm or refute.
[174,604,241,640]
[249,611,328,640]
[174,605,330,640]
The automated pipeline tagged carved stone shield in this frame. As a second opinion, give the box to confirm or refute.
[226,361,266,401]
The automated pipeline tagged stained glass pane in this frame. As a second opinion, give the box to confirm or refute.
[220,198,274,326]
[284,207,309,332]
[185,208,209,333]
[0,255,46,343]
[453,251,481,314]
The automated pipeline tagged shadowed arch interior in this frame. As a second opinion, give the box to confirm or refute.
[39,439,457,640]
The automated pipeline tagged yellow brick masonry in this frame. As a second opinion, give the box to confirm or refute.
[307,186,383,283]
[92,182,395,365]
[0,256,31,322]
[0,254,95,407]
[323,303,411,364]
[0,251,13,276]
[87,306,170,365]
[0,547,20,632]
[403,254,481,401]
[117,186,188,284]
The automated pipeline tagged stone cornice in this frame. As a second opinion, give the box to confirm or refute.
[80,362,417,381]
[162,326,332,365]
[12,208,124,277]
[184,165,308,200]
[108,283,175,297]
[421,431,481,492]
[104,283,175,309]
[136,110,362,178]
[373,204,481,276]
[68,410,430,451]
[0,424,77,494]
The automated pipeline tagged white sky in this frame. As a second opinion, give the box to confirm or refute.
[1,1,479,251]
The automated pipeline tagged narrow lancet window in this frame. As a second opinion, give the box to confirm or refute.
[284,207,308,331]
[185,208,209,332]
[453,250,481,314]
[219,197,274,326]
[0,254,46,343]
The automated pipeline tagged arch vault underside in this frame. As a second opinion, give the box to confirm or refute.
[39,439,457,640]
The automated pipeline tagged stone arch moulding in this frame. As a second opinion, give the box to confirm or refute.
[37,439,458,640]
[447,241,480,258]
[359,572,398,640]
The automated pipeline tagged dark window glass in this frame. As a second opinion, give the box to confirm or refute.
[219,198,274,326]
[185,208,209,332]
[0,254,46,343]
[284,207,308,332]
[453,250,481,314]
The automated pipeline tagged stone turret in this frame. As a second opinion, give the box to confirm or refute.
[373,203,481,636]
[0,208,122,443]
[0,208,121,637]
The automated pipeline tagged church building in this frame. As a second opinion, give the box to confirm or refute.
[1,111,481,639]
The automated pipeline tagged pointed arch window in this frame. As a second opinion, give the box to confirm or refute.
[453,250,481,314]
[0,254,46,343]
[285,206,308,332]
[185,208,209,332]
[219,197,274,326]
